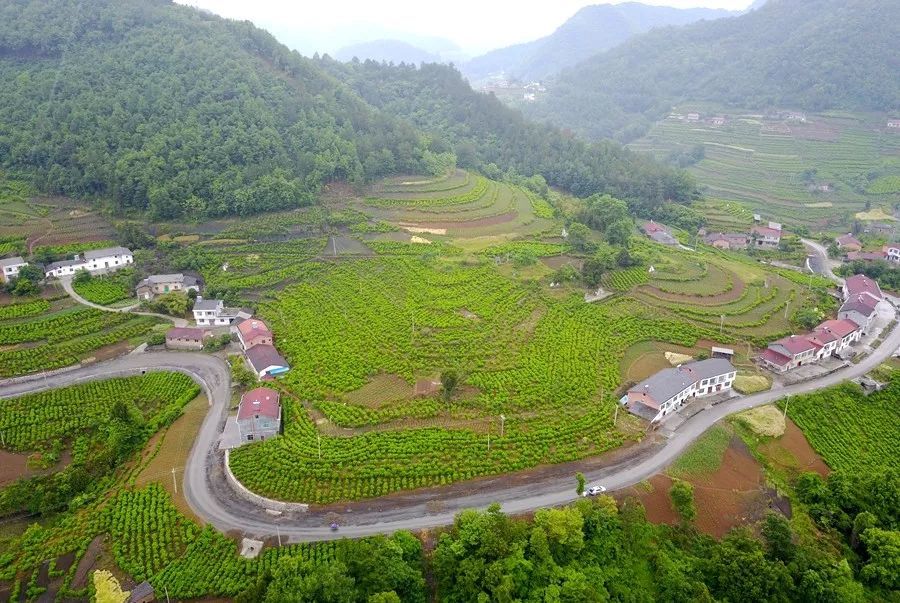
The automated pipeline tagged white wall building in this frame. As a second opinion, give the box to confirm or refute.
[44,246,133,278]
[192,296,242,326]
[0,256,28,283]
[622,358,737,423]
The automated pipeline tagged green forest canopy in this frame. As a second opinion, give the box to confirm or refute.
[319,59,696,215]
[529,0,900,141]
[0,0,694,219]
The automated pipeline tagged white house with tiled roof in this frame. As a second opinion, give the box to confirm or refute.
[622,358,736,423]
[45,246,132,278]
[0,256,28,283]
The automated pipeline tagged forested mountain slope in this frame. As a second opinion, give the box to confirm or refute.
[335,39,441,64]
[0,0,433,218]
[529,0,900,141]
[0,0,693,219]
[319,59,695,213]
[463,2,733,83]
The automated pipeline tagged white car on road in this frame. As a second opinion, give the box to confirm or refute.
[583,485,607,496]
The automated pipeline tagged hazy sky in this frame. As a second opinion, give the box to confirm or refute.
[176,0,753,56]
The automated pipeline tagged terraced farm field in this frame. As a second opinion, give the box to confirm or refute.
[782,376,899,473]
[0,177,116,251]
[606,241,833,348]
[228,256,726,503]
[0,296,160,378]
[355,170,556,246]
[630,111,900,229]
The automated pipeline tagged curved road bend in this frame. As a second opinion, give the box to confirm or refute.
[58,275,188,327]
[2,321,899,542]
[802,238,844,285]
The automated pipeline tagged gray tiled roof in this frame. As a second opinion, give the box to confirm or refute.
[629,358,735,405]
[0,256,25,268]
[193,298,223,311]
[46,258,83,271]
[83,246,132,260]
[245,344,288,372]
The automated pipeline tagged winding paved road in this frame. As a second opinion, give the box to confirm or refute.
[2,318,898,542]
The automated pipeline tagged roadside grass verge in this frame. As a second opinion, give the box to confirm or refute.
[667,423,732,478]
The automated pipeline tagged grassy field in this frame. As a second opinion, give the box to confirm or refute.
[629,110,900,229]
[667,424,732,478]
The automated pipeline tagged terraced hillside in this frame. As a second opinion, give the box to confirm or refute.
[357,170,556,247]
[630,111,900,229]
[0,177,117,253]
[606,241,834,350]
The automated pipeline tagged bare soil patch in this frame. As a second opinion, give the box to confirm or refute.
[405,211,518,231]
[540,255,583,270]
[623,437,780,537]
[788,121,840,141]
[71,535,105,590]
[689,438,767,537]
[759,418,830,477]
[89,340,133,362]
[0,450,33,486]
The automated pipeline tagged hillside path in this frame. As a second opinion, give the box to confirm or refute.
[59,275,188,327]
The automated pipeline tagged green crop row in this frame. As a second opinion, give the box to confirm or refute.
[365,175,489,208]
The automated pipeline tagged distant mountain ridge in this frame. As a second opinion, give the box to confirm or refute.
[335,39,442,65]
[462,2,734,83]
[528,0,900,141]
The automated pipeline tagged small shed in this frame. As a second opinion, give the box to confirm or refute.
[128,581,155,603]
[711,346,735,360]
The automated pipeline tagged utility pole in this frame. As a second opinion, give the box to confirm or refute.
[276,524,282,547]
[720,314,725,333]
[487,423,491,454]
[499,414,506,438]
[784,300,790,320]
[782,397,790,421]
[317,434,322,460]
[613,403,619,426]
[171,467,178,494]
[165,586,170,603]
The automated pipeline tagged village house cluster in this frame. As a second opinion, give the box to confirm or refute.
[836,233,900,264]
[759,274,883,372]
[643,218,784,251]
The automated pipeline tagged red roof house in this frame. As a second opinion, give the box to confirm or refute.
[641,221,667,235]
[235,318,273,351]
[836,233,862,251]
[843,274,883,303]
[237,388,281,441]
